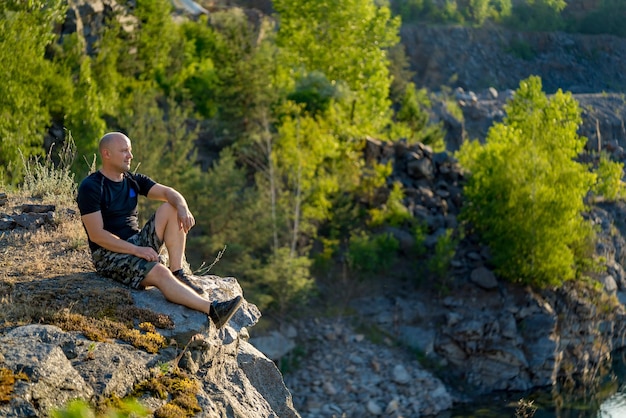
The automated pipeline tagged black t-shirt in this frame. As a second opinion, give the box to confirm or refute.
[77,171,156,252]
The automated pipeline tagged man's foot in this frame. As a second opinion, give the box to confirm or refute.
[209,295,243,329]
[173,269,205,295]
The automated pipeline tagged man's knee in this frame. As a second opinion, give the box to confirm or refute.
[141,263,172,287]
[154,202,179,237]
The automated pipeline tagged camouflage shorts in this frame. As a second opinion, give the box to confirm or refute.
[91,214,164,289]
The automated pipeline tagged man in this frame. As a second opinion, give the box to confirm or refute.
[77,132,241,329]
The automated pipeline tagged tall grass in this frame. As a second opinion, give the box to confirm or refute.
[20,133,77,206]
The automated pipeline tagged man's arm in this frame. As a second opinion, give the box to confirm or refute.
[81,211,159,261]
[147,183,195,233]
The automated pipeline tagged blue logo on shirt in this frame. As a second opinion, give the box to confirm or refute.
[129,188,137,198]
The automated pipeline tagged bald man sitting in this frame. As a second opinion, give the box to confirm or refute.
[77,132,241,329]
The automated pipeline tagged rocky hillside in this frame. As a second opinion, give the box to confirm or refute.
[6,1,626,417]
[401,24,626,158]
[402,24,626,94]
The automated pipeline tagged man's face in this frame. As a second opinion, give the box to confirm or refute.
[106,136,133,172]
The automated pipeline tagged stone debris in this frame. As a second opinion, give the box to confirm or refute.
[280,317,454,418]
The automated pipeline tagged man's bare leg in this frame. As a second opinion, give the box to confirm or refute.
[141,263,211,314]
[140,263,244,328]
[148,203,244,327]
[154,202,186,272]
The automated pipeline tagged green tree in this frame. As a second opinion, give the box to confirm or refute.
[0,0,67,184]
[393,83,445,150]
[206,9,283,146]
[457,76,596,287]
[274,0,400,135]
[593,152,625,201]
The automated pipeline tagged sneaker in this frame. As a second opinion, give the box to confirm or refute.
[209,295,243,329]
[173,269,205,295]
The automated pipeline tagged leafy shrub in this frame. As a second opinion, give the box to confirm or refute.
[571,0,626,38]
[393,83,446,150]
[369,182,413,227]
[426,228,459,281]
[346,231,399,275]
[504,0,566,31]
[505,39,536,61]
[593,152,625,201]
[247,247,316,314]
[456,76,596,288]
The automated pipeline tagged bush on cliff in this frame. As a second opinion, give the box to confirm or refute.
[457,76,597,288]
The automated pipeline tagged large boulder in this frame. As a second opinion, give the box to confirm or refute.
[0,275,299,418]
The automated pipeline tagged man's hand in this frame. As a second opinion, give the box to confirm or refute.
[133,245,160,262]
[177,206,195,233]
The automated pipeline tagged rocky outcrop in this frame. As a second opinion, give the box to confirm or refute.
[0,275,300,417]
[431,86,626,157]
[0,204,61,232]
[402,24,626,95]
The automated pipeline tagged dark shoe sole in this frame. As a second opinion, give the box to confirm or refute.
[174,273,205,295]
[209,295,243,329]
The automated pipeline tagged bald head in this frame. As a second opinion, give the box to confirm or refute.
[98,132,133,177]
[99,132,130,155]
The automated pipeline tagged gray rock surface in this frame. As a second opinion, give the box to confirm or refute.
[0,275,299,418]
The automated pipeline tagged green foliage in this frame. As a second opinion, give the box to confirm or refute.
[287,71,345,116]
[346,231,399,275]
[387,44,415,106]
[0,0,68,184]
[248,247,315,313]
[426,229,459,283]
[505,39,536,61]
[369,182,413,227]
[360,161,393,206]
[412,222,429,257]
[393,83,445,150]
[207,8,282,145]
[273,113,342,235]
[593,152,625,201]
[50,398,148,418]
[391,0,437,23]
[574,0,626,38]
[505,0,566,31]
[275,0,400,135]
[187,149,270,270]
[392,0,512,25]
[456,76,596,288]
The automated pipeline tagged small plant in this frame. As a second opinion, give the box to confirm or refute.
[50,398,149,418]
[21,133,77,205]
[278,346,306,374]
[86,342,97,361]
[506,39,536,60]
[426,228,460,293]
[412,221,428,258]
[593,151,625,201]
[368,182,413,228]
[346,231,399,276]
[515,398,537,418]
